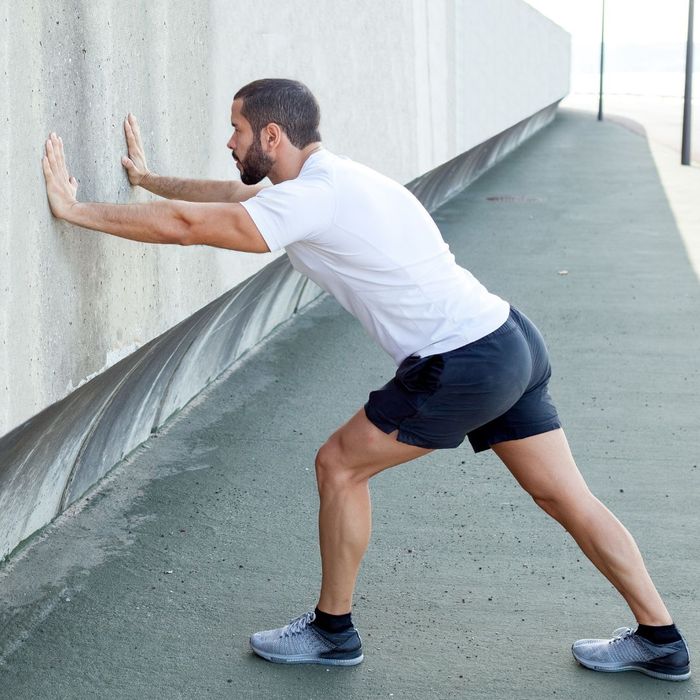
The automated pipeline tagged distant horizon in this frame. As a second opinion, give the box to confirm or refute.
[523,0,696,92]
[524,0,695,45]
[571,70,699,98]
[574,42,693,73]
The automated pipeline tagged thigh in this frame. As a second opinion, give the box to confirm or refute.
[491,428,592,503]
[320,407,433,481]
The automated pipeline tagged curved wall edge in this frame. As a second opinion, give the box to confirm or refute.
[0,101,561,562]
[406,101,560,210]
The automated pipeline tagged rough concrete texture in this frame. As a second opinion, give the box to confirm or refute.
[0,0,569,439]
[4,109,696,700]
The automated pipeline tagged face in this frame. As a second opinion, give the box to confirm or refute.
[227,99,274,185]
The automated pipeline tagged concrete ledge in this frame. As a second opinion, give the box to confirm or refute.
[0,102,561,562]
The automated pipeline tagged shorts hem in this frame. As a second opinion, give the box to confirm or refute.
[363,404,398,436]
[469,419,562,454]
[395,430,462,450]
[364,405,461,449]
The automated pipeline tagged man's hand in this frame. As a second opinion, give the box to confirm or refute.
[42,132,78,219]
[39,128,267,251]
[122,113,151,186]
[118,113,264,203]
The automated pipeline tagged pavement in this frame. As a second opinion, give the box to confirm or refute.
[1,108,699,699]
[562,92,700,167]
[562,93,700,280]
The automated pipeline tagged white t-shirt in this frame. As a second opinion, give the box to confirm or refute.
[241,149,510,365]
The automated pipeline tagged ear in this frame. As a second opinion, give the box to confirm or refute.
[261,123,283,151]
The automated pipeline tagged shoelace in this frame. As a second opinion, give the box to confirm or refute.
[609,627,635,645]
[281,611,316,638]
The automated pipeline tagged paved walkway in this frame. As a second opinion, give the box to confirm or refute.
[562,93,700,283]
[1,109,699,699]
[562,93,700,166]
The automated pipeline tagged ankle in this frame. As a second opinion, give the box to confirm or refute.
[636,613,673,627]
[635,622,682,645]
[313,607,353,633]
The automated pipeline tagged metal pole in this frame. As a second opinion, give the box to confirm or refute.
[681,0,694,165]
[598,0,605,121]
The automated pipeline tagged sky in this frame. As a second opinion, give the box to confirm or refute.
[523,0,696,94]
[523,0,694,46]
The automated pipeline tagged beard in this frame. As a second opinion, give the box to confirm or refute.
[234,138,274,185]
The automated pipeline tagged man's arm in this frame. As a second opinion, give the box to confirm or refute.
[42,132,270,253]
[137,173,263,204]
[122,113,264,203]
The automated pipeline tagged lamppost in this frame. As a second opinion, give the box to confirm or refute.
[598,0,606,121]
[681,0,695,165]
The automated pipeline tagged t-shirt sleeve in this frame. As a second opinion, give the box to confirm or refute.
[239,177,335,252]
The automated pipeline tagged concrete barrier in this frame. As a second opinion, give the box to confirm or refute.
[0,1,569,561]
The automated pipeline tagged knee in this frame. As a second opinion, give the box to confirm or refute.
[315,439,356,492]
[530,487,596,525]
[531,492,564,521]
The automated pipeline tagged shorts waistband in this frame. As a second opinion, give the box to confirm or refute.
[411,306,517,362]
[482,305,518,338]
[456,306,519,349]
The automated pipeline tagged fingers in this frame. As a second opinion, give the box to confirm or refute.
[44,133,72,184]
[55,135,67,177]
[125,113,138,137]
[124,114,146,167]
[128,113,143,141]
[124,115,136,148]
[123,114,148,181]
[45,136,58,173]
[42,132,80,217]
[41,153,52,181]
[45,133,67,177]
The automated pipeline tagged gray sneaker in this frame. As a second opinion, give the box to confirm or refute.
[249,611,364,666]
[572,626,690,681]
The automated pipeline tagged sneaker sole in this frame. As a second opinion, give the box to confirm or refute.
[250,647,364,666]
[572,650,691,681]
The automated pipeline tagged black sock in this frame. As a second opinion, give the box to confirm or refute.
[635,623,682,645]
[312,607,353,634]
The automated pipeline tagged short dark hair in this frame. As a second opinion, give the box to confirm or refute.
[234,78,321,149]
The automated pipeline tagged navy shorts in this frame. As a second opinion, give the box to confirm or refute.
[364,306,561,451]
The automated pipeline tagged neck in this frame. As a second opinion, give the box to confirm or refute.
[268,142,323,184]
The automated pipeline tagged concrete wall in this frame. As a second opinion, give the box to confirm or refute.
[0,0,570,560]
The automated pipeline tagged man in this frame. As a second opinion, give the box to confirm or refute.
[43,78,690,680]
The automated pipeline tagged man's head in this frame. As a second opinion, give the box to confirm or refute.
[227,78,322,185]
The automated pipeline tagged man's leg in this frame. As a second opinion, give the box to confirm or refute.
[491,427,672,625]
[314,408,433,614]
[249,407,431,665]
